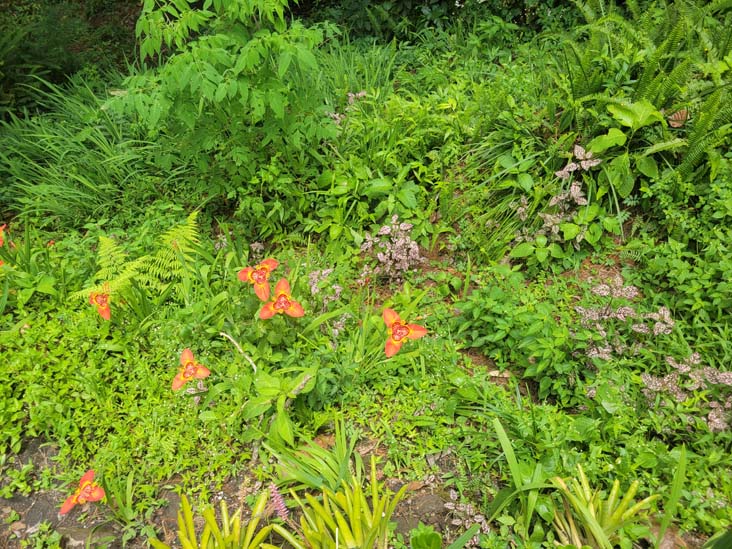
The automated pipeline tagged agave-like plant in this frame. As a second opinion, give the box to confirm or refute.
[291,456,408,549]
[551,464,659,548]
[149,489,292,549]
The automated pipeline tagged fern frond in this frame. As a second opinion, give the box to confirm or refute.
[71,257,148,301]
[159,211,200,254]
[95,236,128,280]
[140,212,202,298]
[634,18,687,102]
[574,0,609,24]
[644,58,693,107]
[708,0,732,15]
[595,13,651,51]
[625,0,641,22]
[678,93,732,177]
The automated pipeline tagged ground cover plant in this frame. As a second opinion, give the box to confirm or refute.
[1,0,731,547]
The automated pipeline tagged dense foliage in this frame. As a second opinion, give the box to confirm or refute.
[1,0,731,547]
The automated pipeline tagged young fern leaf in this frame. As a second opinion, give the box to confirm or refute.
[142,211,201,297]
[634,18,687,103]
[95,236,129,280]
[70,238,148,301]
[678,90,732,177]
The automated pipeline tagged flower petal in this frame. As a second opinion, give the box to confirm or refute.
[274,278,291,296]
[383,308,401,327]
[407,324,427,339]
[59,494,78,515]
[259,258,279,272]
[79,470,95,485]
[87,485,105,502]
[385,337,402,358]
[259,303,277,320]
[180,348,194,366]
[285,301,305,317]
[194,365,211,379]
[172,373,187,391]
[238,267,254,283]
[254,282,270,302]
[97,304,111,321]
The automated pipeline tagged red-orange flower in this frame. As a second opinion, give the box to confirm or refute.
[59,469,105,515]
[259,279,304,319]
[238,258,279,301]
[0,224,6,247]
[172,348,211,391]
[383,308,427,357]
[89,291,111,321]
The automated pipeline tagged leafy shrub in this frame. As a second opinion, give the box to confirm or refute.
[118,0,337,207]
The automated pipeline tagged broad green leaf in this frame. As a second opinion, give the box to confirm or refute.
[396,184,418,209]
[267,90,285,119]
[607,100,663,131]
[295,45,318,72]
[36,275,57,296]
[602,216,621,234]
[199,411,218,422]
[510,242,535,258]
[574,203,600,224]
[588,128,627,153]
[635,155,658,179]
[329,223,342,240]
[498,154,517,171]
[240,396,273,420]
[549,243,565,258]
[517,173,533,191]
[214,82,227,102]
[606,153,634,198]
[640,138,686,156]
[535,247,549,263]
[560,223,581,240]
[362,178,392,198]
[330,181,352,196]
[585,223,603,245]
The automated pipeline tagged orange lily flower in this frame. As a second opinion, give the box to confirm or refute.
[89,290,111,321]
[59,469,105,515]
[0,224,6,247]
[238,258,279,301]
[259,279,304,319]
[383,308,427,357]
[172,348,211,391]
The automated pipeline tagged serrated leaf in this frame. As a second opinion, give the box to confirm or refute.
[214,82,227,102]
[267,90,285,119]
[277,50,293,78]
[396,185,418,208]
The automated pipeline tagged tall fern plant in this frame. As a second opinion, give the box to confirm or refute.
[73,213,204,319]
[550,0,726,133]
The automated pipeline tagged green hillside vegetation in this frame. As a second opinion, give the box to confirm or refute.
[1,0,731,547]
